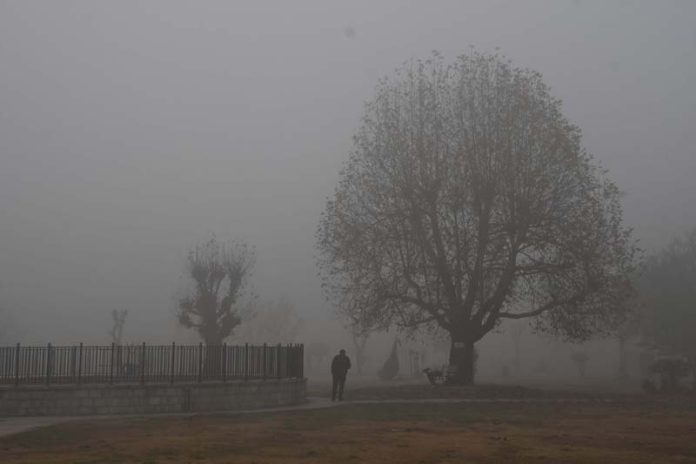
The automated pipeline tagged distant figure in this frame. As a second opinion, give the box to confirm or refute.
[331,349,351,401]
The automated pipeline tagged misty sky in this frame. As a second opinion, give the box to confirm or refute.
[1,0,695,343]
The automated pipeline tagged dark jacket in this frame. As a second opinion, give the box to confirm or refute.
[331,353,351,377]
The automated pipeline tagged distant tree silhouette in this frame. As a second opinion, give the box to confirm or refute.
[638,228,696,358]
[109,309,128,345]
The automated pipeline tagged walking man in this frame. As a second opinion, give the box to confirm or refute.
[331,349,351,401]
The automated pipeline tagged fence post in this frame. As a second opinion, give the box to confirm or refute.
[244,343,249,381]
[276,343,281,380]
[109,342,115,384]
[263,343,267,381]
[140,342,146,385]
[222,343,227,382]
[296,344,300,378]
[288,344,292,378]
[71,345,77,383]
[45,343,52,386]
[14,343,20,387]
[198,342,203,383]
[297,344,301,378]
[170,342,176,384]
[77,342,83,384]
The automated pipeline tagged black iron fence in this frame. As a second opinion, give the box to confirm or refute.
[0,343,304,386]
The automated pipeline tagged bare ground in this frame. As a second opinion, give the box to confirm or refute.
[1,395,696,463]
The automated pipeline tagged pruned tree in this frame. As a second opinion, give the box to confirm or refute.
[317,51,637,385]
[638,227,696,359]
[178,236,255,345]
[108,309,128,345]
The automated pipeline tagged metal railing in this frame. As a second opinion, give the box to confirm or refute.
[0,343,304,386]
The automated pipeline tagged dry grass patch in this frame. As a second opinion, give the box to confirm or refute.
[1,401,696,463]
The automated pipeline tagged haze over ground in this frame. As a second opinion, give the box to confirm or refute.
[1,0,694,344]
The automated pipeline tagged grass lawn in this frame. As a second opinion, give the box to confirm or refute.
[1,400,696,463]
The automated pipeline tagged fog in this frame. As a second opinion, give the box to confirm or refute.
[1,0,695,383]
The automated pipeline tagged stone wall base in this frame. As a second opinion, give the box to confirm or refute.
[0,379,306,417]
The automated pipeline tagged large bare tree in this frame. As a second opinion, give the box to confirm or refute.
[317,51,637,384]
[178,236,255,345]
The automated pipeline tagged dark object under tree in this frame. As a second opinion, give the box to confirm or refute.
[317,51,637,385]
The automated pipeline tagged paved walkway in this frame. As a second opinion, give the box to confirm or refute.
[0,395,629,438]
[0,397,337,438]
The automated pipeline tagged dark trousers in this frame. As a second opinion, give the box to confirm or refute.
[332,374,346,401]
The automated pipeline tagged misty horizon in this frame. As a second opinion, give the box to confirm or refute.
[1,0,695,344]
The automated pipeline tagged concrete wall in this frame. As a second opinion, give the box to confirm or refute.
[0,379,306,417]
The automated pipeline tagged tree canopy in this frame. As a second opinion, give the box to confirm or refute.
[317,51,637,384]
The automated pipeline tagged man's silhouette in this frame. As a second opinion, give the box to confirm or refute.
[331,349,351,401]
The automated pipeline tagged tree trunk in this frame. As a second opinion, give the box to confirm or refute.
[446,335,476,385]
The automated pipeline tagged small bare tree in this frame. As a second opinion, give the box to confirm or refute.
[178,236,255,345]
[108,309,128,345]
[317,51,637,385]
